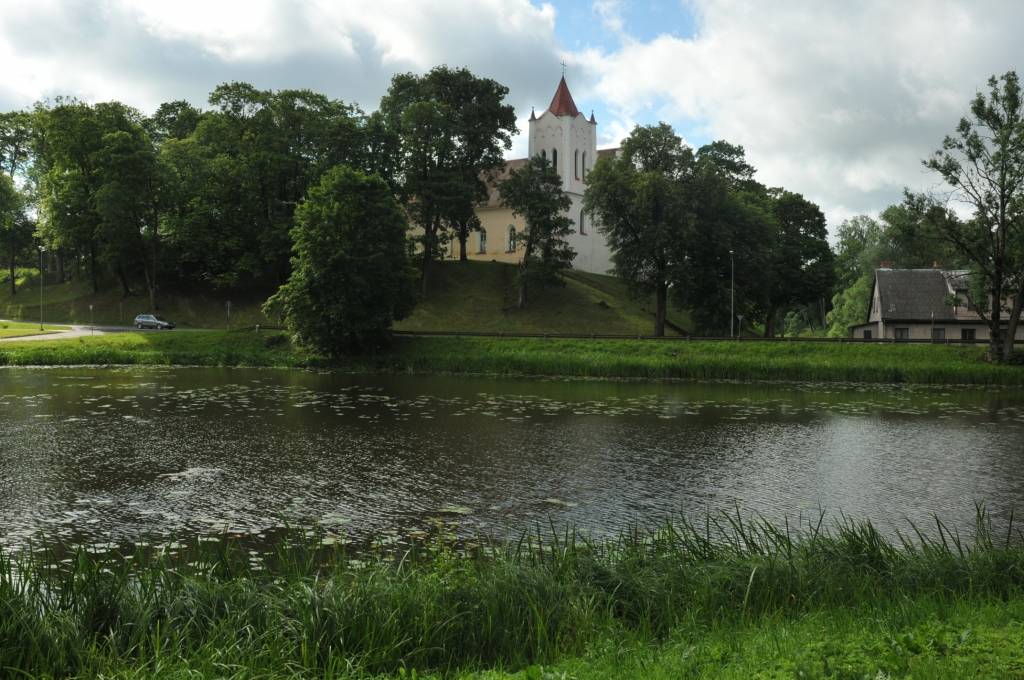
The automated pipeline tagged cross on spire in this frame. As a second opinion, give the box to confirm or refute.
[561,60,566,76]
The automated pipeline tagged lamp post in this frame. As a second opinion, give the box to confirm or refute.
[729,249,735,338]
[38,246,45,331]
[90,304,94,335]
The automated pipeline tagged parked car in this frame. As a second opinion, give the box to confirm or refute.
[134,314,176,330]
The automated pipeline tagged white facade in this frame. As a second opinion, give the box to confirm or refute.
[525,81,615,275]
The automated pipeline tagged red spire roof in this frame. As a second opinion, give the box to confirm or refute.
[547,76,580,117]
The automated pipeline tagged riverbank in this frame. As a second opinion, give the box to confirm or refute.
[3,513,1023,678]
[2,330,1024,385]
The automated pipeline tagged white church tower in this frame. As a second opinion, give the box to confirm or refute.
[527,77,613,275]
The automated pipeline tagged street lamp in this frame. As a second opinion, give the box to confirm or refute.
[38,246,45,331]
[90,304,94,335]
[729,249,735,338]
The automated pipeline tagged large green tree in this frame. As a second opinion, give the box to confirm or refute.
[379,66,516,292]
[584,123,694,336]
[0,174,32,295]
[264,166,417,354]
[499,155,574,308]
[761,190,835,337]
[923,70,1024,360]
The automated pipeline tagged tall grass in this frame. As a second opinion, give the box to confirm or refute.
[2,509,1023,677]
[3,332,1024,384]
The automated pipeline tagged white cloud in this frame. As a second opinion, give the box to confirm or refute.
[584,0,1024,230]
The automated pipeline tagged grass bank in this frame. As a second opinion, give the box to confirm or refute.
[0,319,68,339]
[3,512,1024,678]
[3,331,1024,385]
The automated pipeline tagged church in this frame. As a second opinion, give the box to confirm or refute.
[449,76,617,275]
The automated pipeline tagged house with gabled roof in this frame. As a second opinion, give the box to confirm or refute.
[850,268,1024,341]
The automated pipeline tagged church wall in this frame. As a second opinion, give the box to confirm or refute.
[446,206,524,264]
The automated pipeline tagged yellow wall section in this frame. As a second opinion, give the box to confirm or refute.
[445,206,526,263]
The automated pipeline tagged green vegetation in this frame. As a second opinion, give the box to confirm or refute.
[395,262,690,335]
[265,166,417,353]
[0,319,67,339]
[0,275,273,329]
[4,330,1024,385]
[4,511,1024,678]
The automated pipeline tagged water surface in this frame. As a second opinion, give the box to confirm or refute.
[2,367,1023,551]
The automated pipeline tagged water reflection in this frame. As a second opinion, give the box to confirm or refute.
[1,367,1023,552]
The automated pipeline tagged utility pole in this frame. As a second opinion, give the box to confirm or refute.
[729,249,735,338]
[38,246,45,331]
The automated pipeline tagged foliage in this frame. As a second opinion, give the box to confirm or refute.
[1,510,1024,677]
[499,155,575,307]
[584,123,694,336]
[8,332,1024,385]
[923,70,1024,360]
[264,166,417,354]
[0,174,32,296]
[379,66,517,291]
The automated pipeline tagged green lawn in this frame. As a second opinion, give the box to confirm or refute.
[3,330,1024,385]
[395,261,691,335]
[1,262,690,335]
[0,319,69,339]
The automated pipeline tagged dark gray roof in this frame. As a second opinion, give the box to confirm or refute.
[876,269,955,321]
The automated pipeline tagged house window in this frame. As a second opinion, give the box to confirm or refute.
[579,209,586,235]
[507,225,516,252]
[478,230,487,254]
[552,148,558,175]
[961,328,976,342]
[894,328,909,340]
[931,328,945,341]
[574,149,579,179]
[863,330,872,339]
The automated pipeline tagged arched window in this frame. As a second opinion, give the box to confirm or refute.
[540,149,546,161]
[579,209,586,235]
[478,229,487,254]
[574,149,579,179]
[582,151,587,179]
[552,148,558,175]
[507,225,517,252]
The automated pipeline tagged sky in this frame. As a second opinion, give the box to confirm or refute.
[2,0,1022,234]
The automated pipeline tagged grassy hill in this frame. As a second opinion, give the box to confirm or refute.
[395,261,690,335]
[1,262,691,335]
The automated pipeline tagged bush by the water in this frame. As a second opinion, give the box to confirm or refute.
[2,510,1024,677]
[263,166,418,355]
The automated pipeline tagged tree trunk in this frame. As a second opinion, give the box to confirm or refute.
[420,218,436,296]
[1002,277,1024,361]
[116,265,132,299]
[89,242,99,294]
[989,283,1003,360]
[763,305,777,338]
[8,243,16,296]
[459,231,468,261]
[57,250,65,283]
[654,281,667,337]
[517,261,528,309]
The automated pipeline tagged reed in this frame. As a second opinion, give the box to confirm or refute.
[2,509,1023,678]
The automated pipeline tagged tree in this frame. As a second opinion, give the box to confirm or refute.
[379,66,517,292]
[761,190,835,337]
[263,166,417,354]
[584,123,694,336]
[923,71,1024,360]
[499,155,574,308]
[0,111,33,178]
[0,174,32,295]
[677,142,773,334]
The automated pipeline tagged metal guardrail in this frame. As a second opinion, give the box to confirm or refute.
[229,325,994,345]
[390,330,993,345]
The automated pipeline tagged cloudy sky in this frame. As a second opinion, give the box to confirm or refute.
[2,0,1022,233]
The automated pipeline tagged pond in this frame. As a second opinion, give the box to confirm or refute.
[2,367,1023,553]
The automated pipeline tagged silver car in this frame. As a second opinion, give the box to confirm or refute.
[134,314,176,330]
